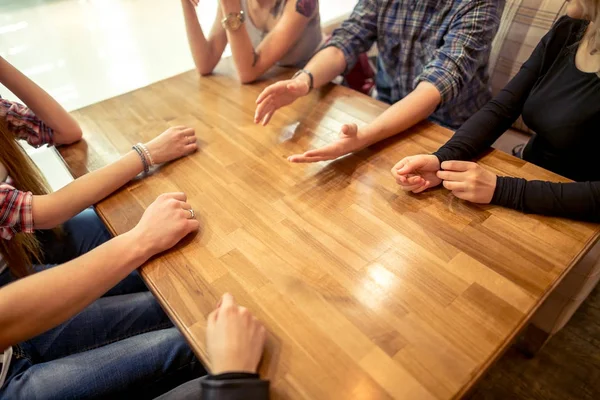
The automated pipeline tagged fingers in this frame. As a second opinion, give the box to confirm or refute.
[443,181,467,191]
[185,142,199,153]
[208,309,218,326]
[396,159,418,176]
[220,293,235,310]
[436,170,464,182]
[163,192,187,202]
[261,110,274,126]
[255,97,274,124]
[256,83,283,105]
[441,161,474,172]
[288,155,333,163]
[411,182,431,194]
[186,219,200,232]
[180,128,196,137]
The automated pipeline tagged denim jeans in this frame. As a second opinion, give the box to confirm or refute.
[0,209,204,399]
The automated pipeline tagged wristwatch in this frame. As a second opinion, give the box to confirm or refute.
[292,69,314,92]
[221,10,246,31]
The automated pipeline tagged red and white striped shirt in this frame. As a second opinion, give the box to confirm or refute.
[0,98,54,240]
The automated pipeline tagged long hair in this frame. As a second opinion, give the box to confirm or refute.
[0,122,54,277]
[582,0,600,76]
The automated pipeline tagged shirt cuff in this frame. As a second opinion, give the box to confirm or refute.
[415,62,457,104]
[200,375,270,400]
[320,39,358,75]
[208,372,260,381]
[491,176,527,212]
[21,191,34,234]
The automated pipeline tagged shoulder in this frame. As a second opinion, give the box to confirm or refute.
[547,16,589,46]
[289,0,319,19]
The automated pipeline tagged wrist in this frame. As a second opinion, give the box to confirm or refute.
[212,362,257,375]
[220,0,242,13]
[292,70,313,94]
[356,124,382,149]
[120,230,154,264]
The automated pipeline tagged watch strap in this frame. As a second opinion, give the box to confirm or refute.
[292,69,314,92]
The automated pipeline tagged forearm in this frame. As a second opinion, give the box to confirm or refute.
[0,57,81,145]
[492,177,600,222]
[33,151,143,229]
[181,0,221,75]
[219,0,265,83]
[356,82,441,148]
[0,231,151,349]
[299,47,347,89]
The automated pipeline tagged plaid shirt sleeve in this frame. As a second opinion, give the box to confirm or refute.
[415,0,501,103]
[321,0,378,74]
[0,181,34,240]
[0,98,54,147]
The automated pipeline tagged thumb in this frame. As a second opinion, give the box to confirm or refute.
[395,159,414,175]
[340,123,358,138]
[287,80,308,94]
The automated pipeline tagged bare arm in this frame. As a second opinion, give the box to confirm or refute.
[286,81,441,163]
[0,192,199,350]
[0,232,147,349]
[181,0,228,76]
[0,57,82,145]
[32,151,143,229]
[356,82,441,147]
[32,126,197,229]
[298,46,347,89]
[220,0,317,83]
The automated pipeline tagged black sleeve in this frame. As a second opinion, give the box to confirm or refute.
[492,177,600,222]
[200,374,270,400]
[433,17,574,163]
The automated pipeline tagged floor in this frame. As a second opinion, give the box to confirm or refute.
[472,285,600,400]
[3,1,594,399]
[0,0,355,112]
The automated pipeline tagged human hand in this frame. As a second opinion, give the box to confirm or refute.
[391,154,442,193]
[254,78,310,126]
[130,192,199,256]
[288,123,366,163]
[207,293,267,375]
[187,0,199,7]
[437,161,497,204]
[144,126,198,165]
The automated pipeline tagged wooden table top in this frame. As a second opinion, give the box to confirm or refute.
[61,60,600,400]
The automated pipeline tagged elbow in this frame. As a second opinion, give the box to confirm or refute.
[56,127,83,146]
[197,67,214,77]
[239,75,257,85]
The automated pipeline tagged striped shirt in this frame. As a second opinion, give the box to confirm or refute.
[324,0,504,128]
[0,98,54,389]
[0,98,54,241]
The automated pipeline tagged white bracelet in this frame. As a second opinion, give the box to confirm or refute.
[137,143,154,167]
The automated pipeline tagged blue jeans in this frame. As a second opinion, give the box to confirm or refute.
[0,209,204,399]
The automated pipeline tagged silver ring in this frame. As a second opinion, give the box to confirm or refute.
[187,208,195,219]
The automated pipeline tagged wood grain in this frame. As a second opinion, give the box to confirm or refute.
[60,59,600,400]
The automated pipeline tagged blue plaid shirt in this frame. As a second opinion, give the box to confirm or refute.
[325,0,504,128]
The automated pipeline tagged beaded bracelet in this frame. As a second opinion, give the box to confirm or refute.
[137,142,154,167]
[132,144,149,174]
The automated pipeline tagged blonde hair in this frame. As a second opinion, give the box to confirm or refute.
[0,122,58,277]
[582,0,600,75]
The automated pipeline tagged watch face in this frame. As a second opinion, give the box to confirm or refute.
[230,18,242,31]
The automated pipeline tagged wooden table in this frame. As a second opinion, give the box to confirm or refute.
[61,61,600,400]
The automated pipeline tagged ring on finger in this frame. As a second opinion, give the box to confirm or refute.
[186,208,195,219]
